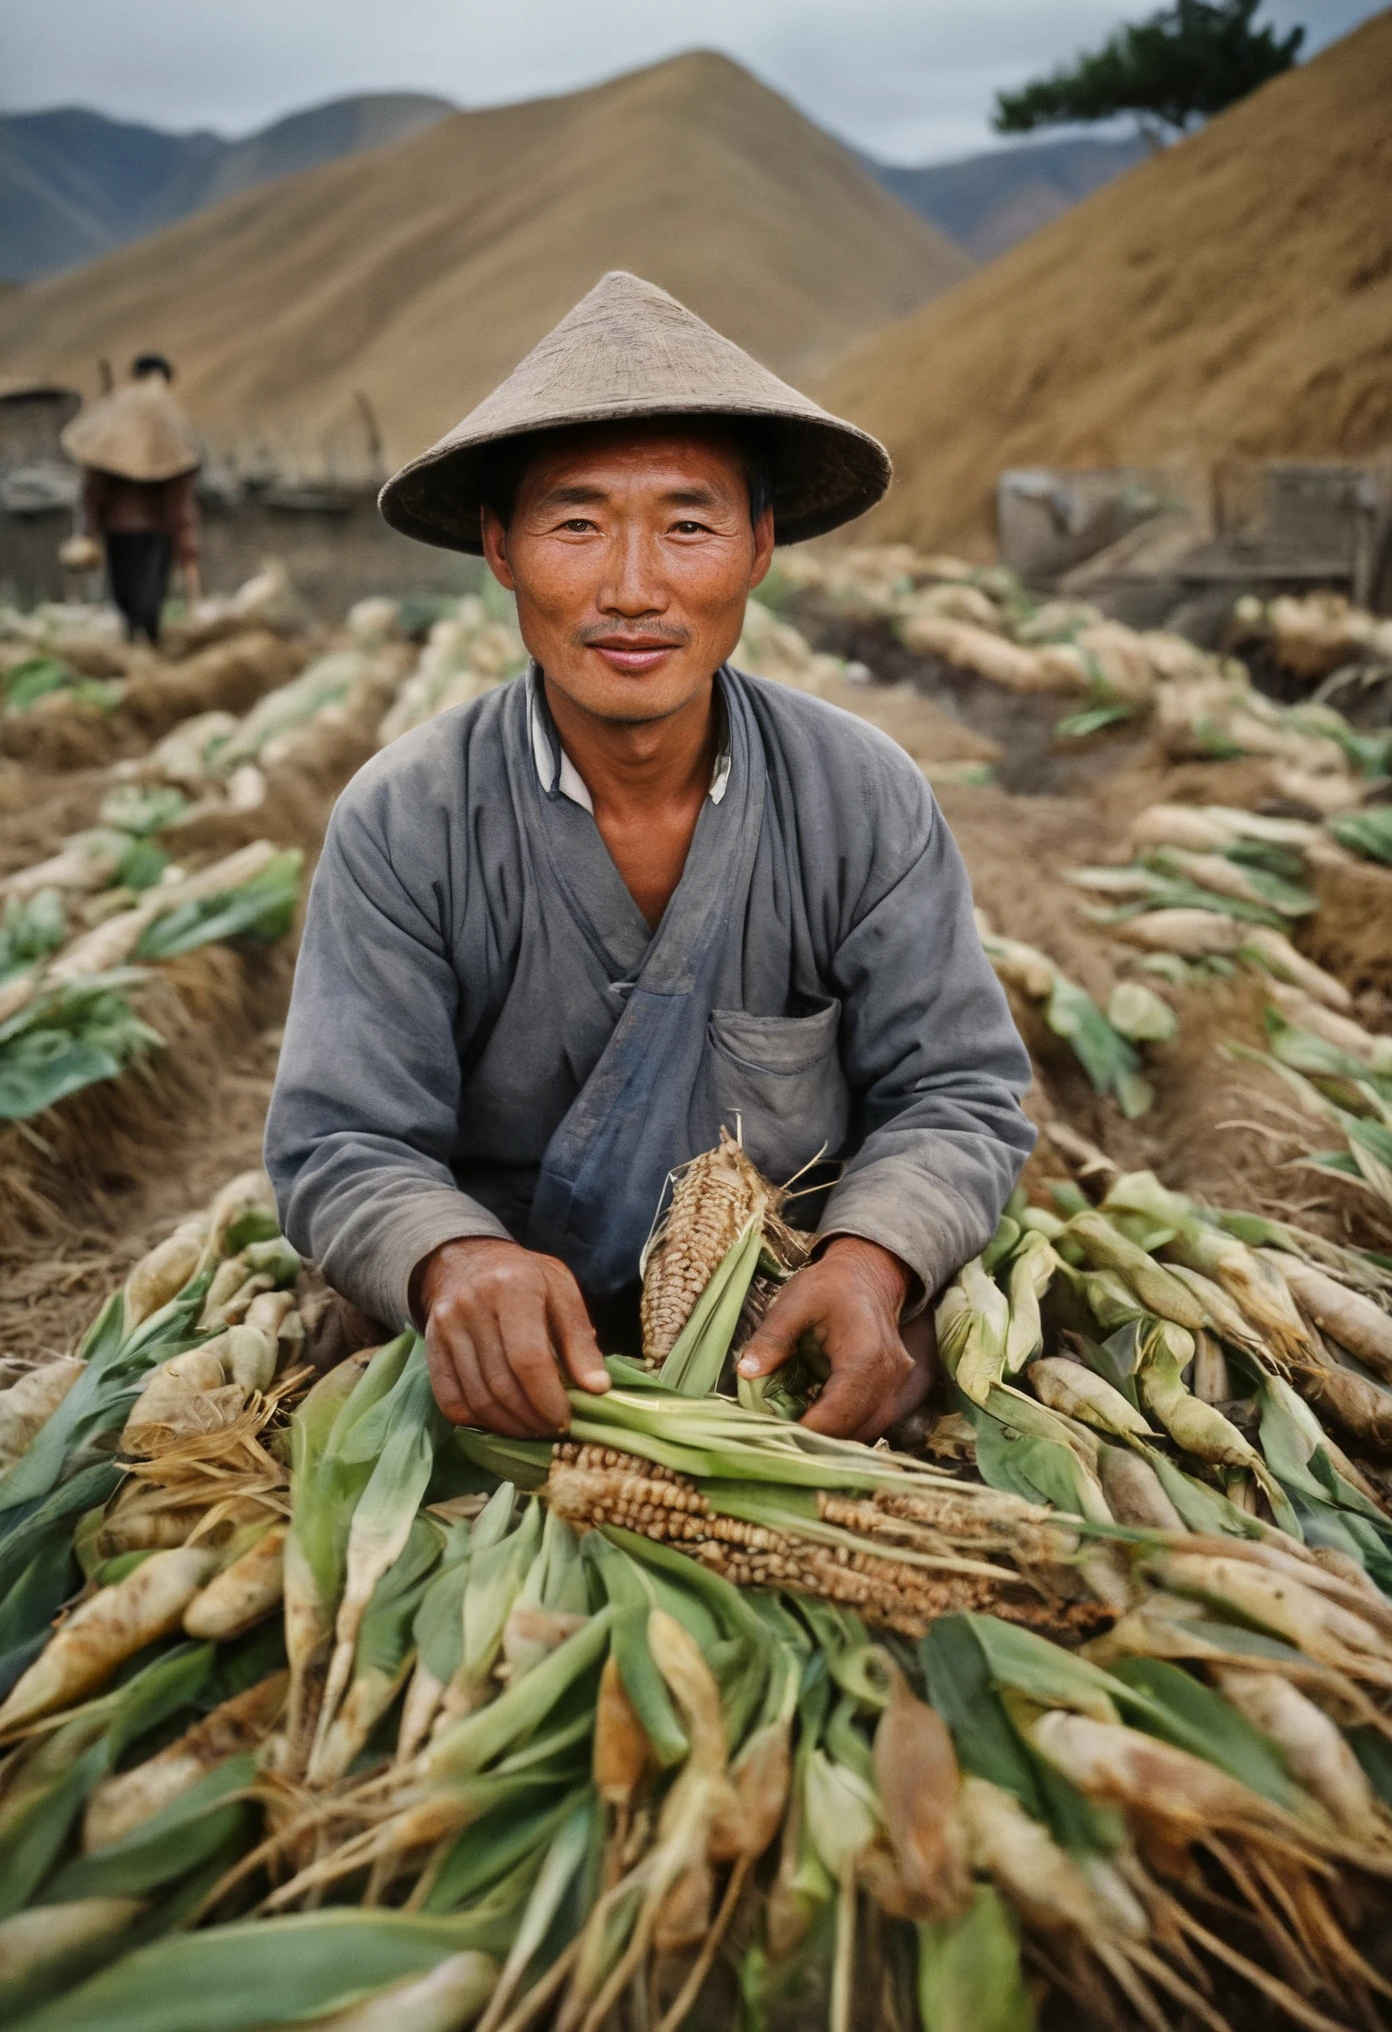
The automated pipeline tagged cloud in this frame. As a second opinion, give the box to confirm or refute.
[2,0,1381,163]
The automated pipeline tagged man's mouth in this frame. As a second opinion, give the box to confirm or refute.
[584,635,686,674]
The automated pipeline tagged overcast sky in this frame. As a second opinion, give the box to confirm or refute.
[2,0,1381,162]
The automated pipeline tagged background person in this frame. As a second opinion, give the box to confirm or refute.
[62,352,201,644]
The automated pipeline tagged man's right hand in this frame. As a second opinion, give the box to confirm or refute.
[417,1236,610,1436]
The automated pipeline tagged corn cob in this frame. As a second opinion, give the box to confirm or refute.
[640,1128,804,1362]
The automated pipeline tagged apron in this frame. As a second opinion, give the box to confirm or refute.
[451,671,851,1301]
[524,671,767,1296]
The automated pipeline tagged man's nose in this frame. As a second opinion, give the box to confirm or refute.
[596,526,667,615]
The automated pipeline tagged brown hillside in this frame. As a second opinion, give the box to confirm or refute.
[0,53,969,468]
[817,13,1392,555]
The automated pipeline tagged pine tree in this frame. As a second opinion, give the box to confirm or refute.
[993,0,1304,144]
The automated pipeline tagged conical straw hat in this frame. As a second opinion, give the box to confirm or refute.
[379,271,890,554]
[61,378,201,483]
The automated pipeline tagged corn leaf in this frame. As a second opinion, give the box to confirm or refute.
[658,1216,763,1395]
[916,1885,1035,2032]
[1328,806,1392,866]
[425,1605,613,1779]
[11,1911,504,2032]
[43,1755,256,1902]
[450,1431,552,1491]
[960,1615,1125,1725]
[1105,1658,1309,1811]
[424,1791,582,1915]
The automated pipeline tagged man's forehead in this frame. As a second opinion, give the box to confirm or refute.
[519,424,746,498]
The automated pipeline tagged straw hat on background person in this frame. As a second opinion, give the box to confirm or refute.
[379,269,891,555]
[67,359,203,643]
[62,373,201,484]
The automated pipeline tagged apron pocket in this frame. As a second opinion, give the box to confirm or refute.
[708,1000,850,1186]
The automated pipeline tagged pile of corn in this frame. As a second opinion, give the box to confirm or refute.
[731,598,851,698]
[119,641,410,824]
[376,597,526,747]
[4,1145,1392,2032]
[0,563,304,708]
[976,909,1176,1119]
[1069,806,1347,971]
[0,601,127,675]
[1232,591,1392,685]
[771,543,1218,727]
[157,559,309,656]
[1058,799,1392,1192]
[1152,665,1391,811]
[936,1170,1392,1557]
[0,817,300,1122]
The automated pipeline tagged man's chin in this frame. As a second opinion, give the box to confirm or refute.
[544,665,717,728]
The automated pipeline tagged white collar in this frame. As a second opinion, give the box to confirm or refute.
[528,666,731,814]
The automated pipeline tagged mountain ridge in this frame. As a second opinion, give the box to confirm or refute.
[865,135,1148,260]
[2,87,1161,286]
[0,94,454,281]
[0,52,971,470]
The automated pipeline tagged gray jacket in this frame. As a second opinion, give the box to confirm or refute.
[264,666,1035,1327]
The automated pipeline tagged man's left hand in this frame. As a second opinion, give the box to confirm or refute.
[735,1235,931,1441]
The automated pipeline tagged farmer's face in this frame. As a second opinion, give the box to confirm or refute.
[482,425,774,726]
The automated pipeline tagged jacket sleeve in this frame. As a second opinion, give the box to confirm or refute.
[81,471,106,538]
[263,779,511,1328]
[818,775,1035,1303]
[163,473,199,569]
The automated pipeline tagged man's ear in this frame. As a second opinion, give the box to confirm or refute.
[747,505,776,590]
[481,507,516,591]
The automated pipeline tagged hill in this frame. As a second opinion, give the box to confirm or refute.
[0,53,971,469]
[0,95,454,281]
[864,136,1146,261]
[818,12,1392,556]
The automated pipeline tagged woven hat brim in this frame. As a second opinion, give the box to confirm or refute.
[379,402,890,555]
[60,382,201,485]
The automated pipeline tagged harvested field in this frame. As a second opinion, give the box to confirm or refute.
[1,551,1391,2032]
[0,630,315,771]
[0,940,295,1254]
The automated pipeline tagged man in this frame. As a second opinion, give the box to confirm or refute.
[265,272,1034,1441]
[62,354,201,644]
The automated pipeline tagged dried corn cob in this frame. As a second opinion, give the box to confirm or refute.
[545,1446,1100,1642]
[641,1128,801,1362]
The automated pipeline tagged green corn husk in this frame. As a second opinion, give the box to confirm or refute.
[1067,1212,1210,1331]
[424,1605,614,1780]
[660,1217,763,1395]
[954,1259,1011,1407]
[282,1338,415,1760]
[312,1516,443,1784]
[43,1755,256,1904]
[287,1951,498,2032]
[1004,1233,1056,1372]
[918,1877,1036,2023]
[309,1347,445,1770]
[0,975,164,1123]
[471,1795,594,2032]
[1328,805,1392,866]
[10,1912,504,2032]
[452,1500,542,1709]
[0,1644,212,1920]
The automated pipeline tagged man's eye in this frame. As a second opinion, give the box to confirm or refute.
[672,521,708,535]
[561,518,595,533]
